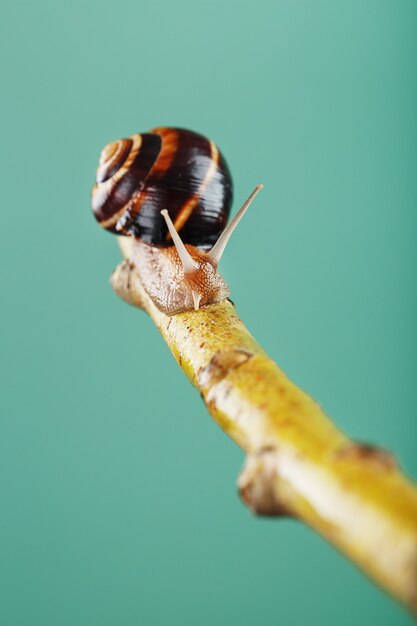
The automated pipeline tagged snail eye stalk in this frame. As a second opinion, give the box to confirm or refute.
[160,209,198,274]
[207,184,263,267]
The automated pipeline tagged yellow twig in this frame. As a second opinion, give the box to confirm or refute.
[111,237,417,614]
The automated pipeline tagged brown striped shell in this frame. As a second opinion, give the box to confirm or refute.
[91,127,233,248]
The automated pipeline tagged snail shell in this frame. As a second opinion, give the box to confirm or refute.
[91,127,233,249]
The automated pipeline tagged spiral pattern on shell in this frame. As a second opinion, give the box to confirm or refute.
[91,128,233,247]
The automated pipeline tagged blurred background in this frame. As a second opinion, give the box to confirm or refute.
[1,1,416,624]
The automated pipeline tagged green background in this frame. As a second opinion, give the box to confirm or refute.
[1,1,416,624]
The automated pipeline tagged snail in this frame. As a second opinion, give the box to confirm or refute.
[91,127,262,316]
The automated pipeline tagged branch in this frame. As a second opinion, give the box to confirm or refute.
[111,237,417,614]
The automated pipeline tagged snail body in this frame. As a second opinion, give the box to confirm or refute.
[130,239,229,316]
[92,127,262,316]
